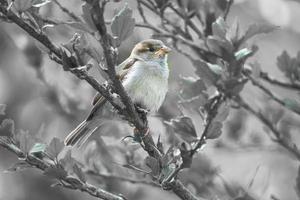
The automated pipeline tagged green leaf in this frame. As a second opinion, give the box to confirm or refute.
[207,63,224,75]
[179,76,207,99]
[161,163,176,182]
[234,48,252,61]
[277,51,298,81]
[193,60,220,86]
[111,5,135,46]
[81,3,97,31]
[207,36,234,56]
[73,164,86,183]
[46,137,64,159]
[145,156,160,176]
[13,0,32,12]
[179,143,192,169]
[227,17,240,44]
[240,23,277,44]
[212,17,227,39]
[60,150,76,170]
[29,143,47,157]
[283,98,300,113]
[0,104,6,115]
[206,121,223,139]
[215,103,230,122]
[17,130,35,153]
[165,116,197,142]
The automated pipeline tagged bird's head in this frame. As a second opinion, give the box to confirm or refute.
[131,39,171,62]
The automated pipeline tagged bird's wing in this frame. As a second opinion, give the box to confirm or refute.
[92,57,138,106]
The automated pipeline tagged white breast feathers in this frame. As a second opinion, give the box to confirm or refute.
[122,60,169,112]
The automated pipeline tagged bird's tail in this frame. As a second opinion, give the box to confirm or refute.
[64,120,99,147]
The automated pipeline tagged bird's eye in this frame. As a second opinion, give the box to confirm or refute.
[149,47,155,52]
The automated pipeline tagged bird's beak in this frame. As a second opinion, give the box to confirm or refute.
[155,46,172,57]
[160,46,172,54]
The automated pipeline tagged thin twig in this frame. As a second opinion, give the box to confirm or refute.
[223,0,234,20]
[0,137,126,200]
[246,73,300,116]
[234,95,300,161]
[168,3,202,37]
[260,71,300,91]
[52,0,82,22]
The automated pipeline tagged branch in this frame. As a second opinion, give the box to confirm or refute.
[234,96,300,161]
[260,71,300,91]
[0,3,203,200]
[0,5,125,113]
[52,0,82,22]
[90,3,202,199]
[0,137,126,200]
[191,94,225,156]
[246,73,300,116]
[223,0,234,20]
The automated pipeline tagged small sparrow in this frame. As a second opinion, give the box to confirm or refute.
[64,39,171,146]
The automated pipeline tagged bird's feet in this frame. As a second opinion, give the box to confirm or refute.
[135,104,149,124]
[70,64,92,79]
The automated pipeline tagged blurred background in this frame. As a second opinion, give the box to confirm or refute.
[1,0,300,199]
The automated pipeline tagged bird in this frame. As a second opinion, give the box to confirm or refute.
[64,39,171,146]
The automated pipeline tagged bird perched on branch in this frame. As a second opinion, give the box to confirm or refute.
[64,39,171,146]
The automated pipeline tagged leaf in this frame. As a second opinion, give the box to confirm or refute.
[179,76,207,99]
[78,33,103,63]
[73,164,86,183]
[59,150,77,172]
[206,121,223,139]
[32,0,51,7]
[207,63,224,75]
[4,161,32,172]
[227,17,240,44]
[207,36,234,56]
[44,166,68,179]
[29,143,47,157]
[18,130,35,153]
[283,98,300,114]
[193,60,220,86]
[160,163,176,182]
[276,51,298,81]
[215,103,230,122]
[81,3,97,31]
[165,116,197,143]
[179,143,192,169]
[13,0,32,12]
[111,5,135,46]
[212,17,227,39]
[145,156,160,176]
[0,119,15,137]
[240,24,277,44]
[46,137,64,159]
[0,104,6,115]
[234,48,252,61]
